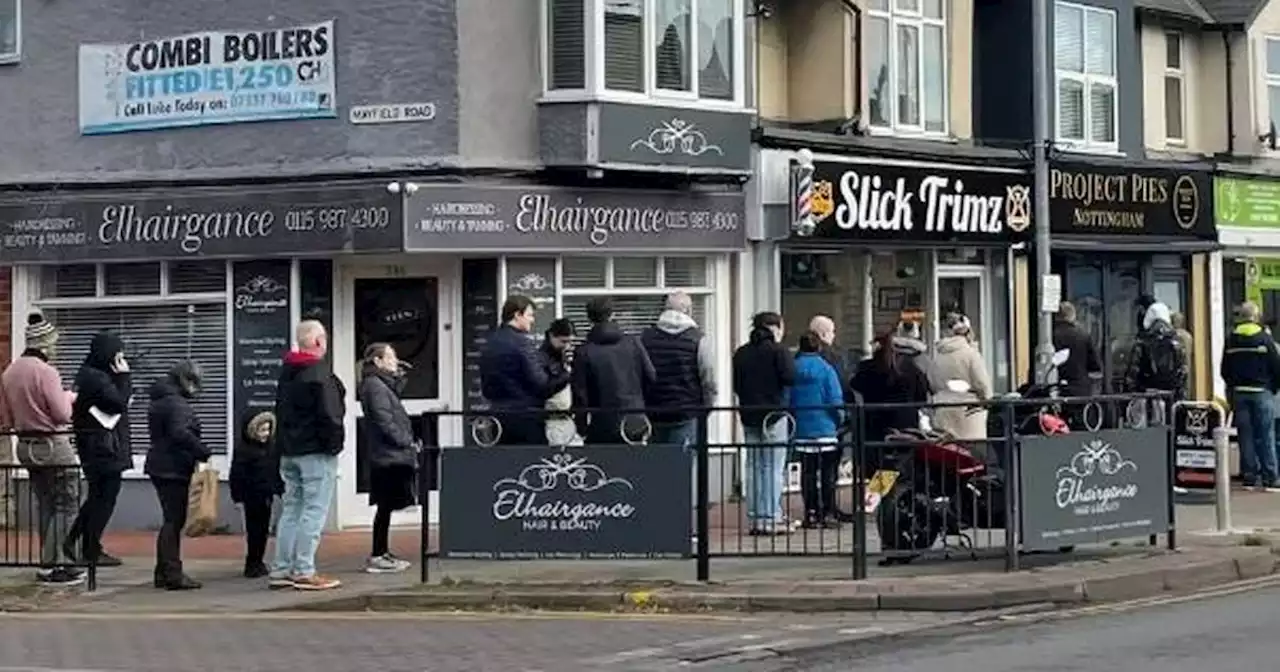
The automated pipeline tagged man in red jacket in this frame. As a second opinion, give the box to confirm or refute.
[0,313,82,585]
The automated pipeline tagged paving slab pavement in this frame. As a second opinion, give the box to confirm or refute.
[3,490,1280,615]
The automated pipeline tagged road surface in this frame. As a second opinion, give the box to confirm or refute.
[791,582,1280,671]
[0,610,955,672]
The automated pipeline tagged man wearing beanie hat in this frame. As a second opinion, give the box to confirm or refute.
[0,313,83,585]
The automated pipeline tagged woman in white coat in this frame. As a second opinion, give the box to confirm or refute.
[931,313,993,445]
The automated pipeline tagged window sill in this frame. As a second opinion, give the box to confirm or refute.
[0,54,19,66]
[1055,143,1125,157]
[539,89,752,115]
[865,126,957,143]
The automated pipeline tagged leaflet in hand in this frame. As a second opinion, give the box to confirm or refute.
[89,406,122,430]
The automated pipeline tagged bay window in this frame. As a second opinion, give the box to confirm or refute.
[1264,37,1280,143]
[544,0,745,106]
[1054,2,1117,150]
[0,0,18,63]
[866,0,949,135]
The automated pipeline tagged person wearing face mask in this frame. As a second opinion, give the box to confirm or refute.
[143,361,210,590]
[230,410,282,578]
[357,342,419,574]
[67,330,134,568]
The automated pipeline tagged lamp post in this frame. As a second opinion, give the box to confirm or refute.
[1032,0,1055,383]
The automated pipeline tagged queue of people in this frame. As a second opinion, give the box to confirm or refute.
[0,316,420,589]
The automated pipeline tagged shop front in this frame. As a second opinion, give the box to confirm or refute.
[0,181,401,531]
[759,151,1032,395]
[345,181,749,522]
[1038,160,1216,398]
[1213,173,1280,401]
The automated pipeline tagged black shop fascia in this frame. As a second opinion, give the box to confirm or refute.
[790,159,1033,248]
[1047,159,1217,253]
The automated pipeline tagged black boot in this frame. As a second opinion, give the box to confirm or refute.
[243,560,269,579]
[160,574,202,591]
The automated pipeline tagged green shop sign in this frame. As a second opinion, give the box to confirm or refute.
[1245,259,1280,304]
[1217,176,1280,227]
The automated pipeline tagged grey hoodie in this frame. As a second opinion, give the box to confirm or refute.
[654,310,719,406]
[893,335,935,394]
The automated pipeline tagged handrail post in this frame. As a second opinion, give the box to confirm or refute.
[695,414,710,582]
[1003,399,1020,572]
[852,400,868,580]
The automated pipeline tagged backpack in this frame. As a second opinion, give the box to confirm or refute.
[1142,331,1184,391]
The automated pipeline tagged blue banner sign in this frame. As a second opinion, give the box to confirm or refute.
[78,21,337,135]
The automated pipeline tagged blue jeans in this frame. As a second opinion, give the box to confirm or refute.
[1233,391,1278,485]
[743,420,789,523]
[272,454,338,578]
[652,419,699,450]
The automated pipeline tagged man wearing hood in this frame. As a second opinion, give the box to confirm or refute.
[0,313,82,585]
[270,320,345,591]
[1221,301,1280,490]
[67,330,133,568]
[144,361,209,590]
[572,297,656,444]
[641,292,717,450]
[1123,301,1188,399]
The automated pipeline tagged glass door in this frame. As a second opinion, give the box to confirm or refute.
[935,265,994,387]
[334,258,458,528]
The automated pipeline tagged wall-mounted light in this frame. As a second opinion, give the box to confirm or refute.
[386,181,420,195]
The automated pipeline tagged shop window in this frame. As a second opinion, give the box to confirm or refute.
[103,262,161,296]
[664,256,707,286]
[39,304,230,454]
[559,256,712,339]
[39,265,97,299]
[613,256,659,287]
[563,257,609,288]
[0,0,17,63]
[169,260,228,294]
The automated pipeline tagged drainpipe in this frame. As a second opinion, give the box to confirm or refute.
[840,0,863,122]
[1223,29,1235,155]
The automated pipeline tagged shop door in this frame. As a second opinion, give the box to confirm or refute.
[935,265,994,383]
[334,259,459,529]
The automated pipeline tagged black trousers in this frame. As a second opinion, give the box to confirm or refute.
[241,497,273,565]
[151,477,190,580]
[68,472,123,561]
[800,451,842,520]
[372,505,393,557]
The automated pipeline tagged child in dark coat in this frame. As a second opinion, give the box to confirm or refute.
[228,411,281,578]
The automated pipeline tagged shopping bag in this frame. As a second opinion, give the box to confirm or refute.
[183,466,220,538]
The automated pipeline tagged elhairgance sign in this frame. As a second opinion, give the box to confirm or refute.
[77,21,336,135]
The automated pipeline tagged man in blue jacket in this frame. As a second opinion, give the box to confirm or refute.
[1221,301,1280,490]
[480,295,569,445]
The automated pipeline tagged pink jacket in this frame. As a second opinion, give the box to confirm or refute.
[0,355,73,432]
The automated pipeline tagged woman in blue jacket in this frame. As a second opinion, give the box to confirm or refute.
[790,333,847,528]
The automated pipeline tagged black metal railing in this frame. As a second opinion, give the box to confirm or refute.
[415,391,1177,582]
[0,431,99,590]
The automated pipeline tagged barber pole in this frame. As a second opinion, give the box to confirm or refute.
[792,148,816,236]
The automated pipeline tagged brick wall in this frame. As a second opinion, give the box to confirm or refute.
[0,267,10,370]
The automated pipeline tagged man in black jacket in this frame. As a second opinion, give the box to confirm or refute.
[143,361,209,591]
[480,295,569,445]
[642,292,717,450]
[733,312,796,535]
[269,320,345,591]
[1222,301,1280,489]
[573,297,656,444]
[1052,301,1103,428]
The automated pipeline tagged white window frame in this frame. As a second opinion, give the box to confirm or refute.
[1164,30,1185,146]
[865,0,950,137]
[0,0,20,64]
[1262,36,1280,148]
[539,0,747,111]
[1053,1,1119,152]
